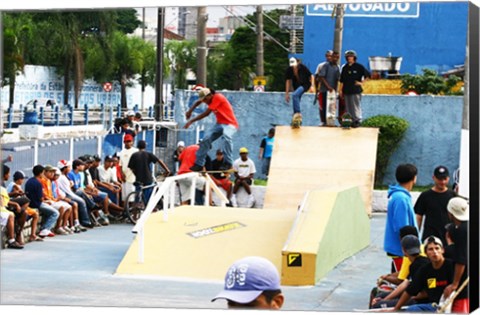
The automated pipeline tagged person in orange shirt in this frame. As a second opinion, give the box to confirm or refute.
[40,165,72,235]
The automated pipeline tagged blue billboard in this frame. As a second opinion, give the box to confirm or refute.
[300,2,468,76]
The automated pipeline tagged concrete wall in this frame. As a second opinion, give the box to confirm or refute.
[174,90,463,186]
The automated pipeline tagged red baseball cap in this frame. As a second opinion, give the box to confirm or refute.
[124,134,134,142]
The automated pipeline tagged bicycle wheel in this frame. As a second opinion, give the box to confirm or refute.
[124,190,146,224]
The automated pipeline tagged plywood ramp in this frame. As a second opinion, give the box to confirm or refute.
[116,206,296,281]
[281,187,370,285]
[264,126,379,215]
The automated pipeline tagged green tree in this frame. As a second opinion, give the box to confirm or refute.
[400,68,462,95]
[213,8,290,91]
[2,13,35,106]
[164,40,197,90]
[110,31,156,108]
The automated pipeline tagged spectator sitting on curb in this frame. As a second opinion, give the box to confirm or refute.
[25,165,60,238]
[6,170,43,242]
[0,186,23,249]
[231,147,256,208]
[212,256,284,309]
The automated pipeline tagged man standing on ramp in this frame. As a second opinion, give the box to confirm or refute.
[285,57,314,123]
[184,87,239,172]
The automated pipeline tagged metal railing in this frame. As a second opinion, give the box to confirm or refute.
[3,103,175,129]
[131,172,229,263]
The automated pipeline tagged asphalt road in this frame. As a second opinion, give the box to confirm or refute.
[1,213,390,315]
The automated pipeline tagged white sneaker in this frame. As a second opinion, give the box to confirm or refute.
[247,194,256,208]
[56,227,69,235]
[230,195,238,207]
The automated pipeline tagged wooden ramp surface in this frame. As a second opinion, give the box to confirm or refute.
[264,126,379,214]
[116,206,296,281]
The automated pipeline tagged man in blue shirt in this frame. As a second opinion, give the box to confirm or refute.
[259,128,275,180]
[384,164,419,274]
[25,165,59,238]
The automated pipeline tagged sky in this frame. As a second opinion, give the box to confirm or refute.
[137,5,289,28]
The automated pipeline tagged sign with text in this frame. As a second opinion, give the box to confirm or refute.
[306,3,420,18]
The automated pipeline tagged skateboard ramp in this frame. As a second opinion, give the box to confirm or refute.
[116,126,378,285]
[281,187,370,285]
[264,126,379,215]
[116,206,296,281]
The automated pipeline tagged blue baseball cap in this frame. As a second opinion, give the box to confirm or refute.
[211,256,281,304]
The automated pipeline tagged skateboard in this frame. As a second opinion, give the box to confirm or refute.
[340,112,353,129]
[291,113,302,129]
[326,90,337,126]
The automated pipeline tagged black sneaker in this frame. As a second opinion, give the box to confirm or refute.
[7,241,24,249]
[190,164,204,172]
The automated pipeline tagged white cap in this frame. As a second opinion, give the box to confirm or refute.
[289,57,297,66]
[177,141,185,148]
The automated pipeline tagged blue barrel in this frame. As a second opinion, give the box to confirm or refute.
[23,111,39,124]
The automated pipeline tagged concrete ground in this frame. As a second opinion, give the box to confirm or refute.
[0,210,390,314]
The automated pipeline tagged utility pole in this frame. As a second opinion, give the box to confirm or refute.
[155,7,165,121]
[333,4,344,61]
[196,7,208,86]
[141,8,146,110]
[256,6,264,77]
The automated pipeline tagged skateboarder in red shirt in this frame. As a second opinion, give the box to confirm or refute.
[184,87,239,172]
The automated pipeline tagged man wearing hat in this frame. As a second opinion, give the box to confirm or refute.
[393,236,454,312]
[212,256,284,309]
[172,141,185,175]
[443,197,469,313]
[414,165,456,245]
[231,147,256,208]
[339,50,370,128]
[119,134,138,202]
[285,57,314,118]
[371,234,430,309]
[184,87,239,172]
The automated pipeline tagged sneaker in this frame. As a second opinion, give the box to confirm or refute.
[97,217,109,226]
[39,229,55,238]
[98,211,110,225]
[190,164,204,172]
[83,223,95,229]
[76,224,88,232]
[247,194,256,208]
[63,226,74,234]
[55,227,69,235]
[7,241,24,249]
[230,195,238,208]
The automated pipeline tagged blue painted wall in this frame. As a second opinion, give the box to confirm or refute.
[298,2,468,75]
[174,90,463,187]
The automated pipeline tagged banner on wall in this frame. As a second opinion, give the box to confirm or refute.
[0,65,156,109]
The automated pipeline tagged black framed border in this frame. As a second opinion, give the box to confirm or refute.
[468,1,480,313]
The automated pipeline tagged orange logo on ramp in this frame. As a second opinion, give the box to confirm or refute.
[287,253,302,267]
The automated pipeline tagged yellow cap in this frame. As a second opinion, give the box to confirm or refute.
[239,147,249,154]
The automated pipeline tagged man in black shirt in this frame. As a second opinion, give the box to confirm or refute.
[415,165,456,245]
[393,236,454,312]
[285,57,314,117]
[339,50,370,128]
[443,197,469,313]
[128,140,171,203]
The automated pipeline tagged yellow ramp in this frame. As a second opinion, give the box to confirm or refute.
[116,206,296,280]
[264,126,379,214]
[281,187,370,285]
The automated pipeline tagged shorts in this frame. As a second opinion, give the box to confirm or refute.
[178,177,206,203]
[25,207,38,217]
[212,177,232,192]
[51,200,72,211]
[0,210,13,226]
[11,196,30,207]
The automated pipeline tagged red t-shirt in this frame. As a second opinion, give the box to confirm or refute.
[208,93,239,128]
[178,145,199,175]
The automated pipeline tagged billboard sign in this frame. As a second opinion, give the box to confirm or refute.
[306,3,420,18]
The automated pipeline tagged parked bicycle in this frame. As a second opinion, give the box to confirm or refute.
[123,175,167,224]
